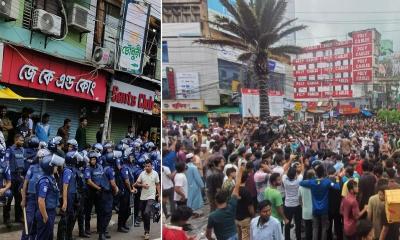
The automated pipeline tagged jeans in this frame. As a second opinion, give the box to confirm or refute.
[284,205,302,240]
[313,214,329,240]
[305,219,313,240]
[162,187,175,217]
[141,199,155,233]
[328,212,343,240]
[227,234,238,240]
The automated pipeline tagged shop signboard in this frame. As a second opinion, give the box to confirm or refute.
[292,52,352,65]
[175,72,201,99]
[162,100,205,112]
[118,1,149,74]
[2,45,107,102]
[241,88,283,117]
[302,40,352,52]
[110,80,155,115]
[293,65,352,77]
[352,30,374,83]
[353,69,373,82]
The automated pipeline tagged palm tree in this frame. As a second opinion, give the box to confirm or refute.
[195,0,306,124]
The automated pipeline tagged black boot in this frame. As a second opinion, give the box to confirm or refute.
[79,232,91,238]
[98,233,106,240]
[117,227,129,233]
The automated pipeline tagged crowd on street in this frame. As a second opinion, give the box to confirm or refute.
[161,117,400,240]
[0,105,161,240]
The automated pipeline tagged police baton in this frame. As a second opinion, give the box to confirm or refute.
[23,207,28,235]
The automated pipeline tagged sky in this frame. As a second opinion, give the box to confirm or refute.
[293,0,400,51]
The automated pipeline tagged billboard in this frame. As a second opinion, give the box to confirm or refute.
[175,72,201,100]
[119,1,150,74]
[241,89,284,117]
[352,30,374,83]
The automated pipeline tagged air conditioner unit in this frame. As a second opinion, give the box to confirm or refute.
[32,9,62,37]
[92,47,115,66]
[68,3,90,33]
[0,0,19,20]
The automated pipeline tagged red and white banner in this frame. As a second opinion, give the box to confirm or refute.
[2,45,107,102]
[353,44,373,58]
[292,52,352,65]
[303,40,352,52]
[293,65,352,77]
[352,31,373,45]
[353,57,372,70]
[294,90,353,99]
[294,78,353,88]
[353,69,373,82]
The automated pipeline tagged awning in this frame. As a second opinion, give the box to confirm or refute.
[208,106,240,117]
[0,85,53,101]
[361,109,373,117]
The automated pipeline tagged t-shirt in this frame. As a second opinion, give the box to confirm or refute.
[138,170,160,201]
[162,166,174,190]
[264,187,283,222]
[340,194,359,236]
[282,174,303,207]
[236,187,253,221]
[368,194,385,239]
[299,186,312,220]
[254,171,269,202]
[381,208,400,240]
[207,196,238,240]
[163,151,177,172]
[174,172,188,201]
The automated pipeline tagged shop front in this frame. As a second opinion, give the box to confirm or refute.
[163,99,208,127]
[108,80,160,144]
[208,106,240,126]
[0,44,108,144]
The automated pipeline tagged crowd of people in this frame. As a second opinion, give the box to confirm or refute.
[0,105,161,240]
[161,117,400,240]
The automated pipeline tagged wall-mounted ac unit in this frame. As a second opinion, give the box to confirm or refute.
[32,9,62,37]
[68,3,90,33]
[92,46,115,66]
[0,0,19,20]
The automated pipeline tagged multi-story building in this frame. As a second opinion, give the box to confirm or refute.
[292,28,380,116]
[0,0,160,143]
[162,0,295,126]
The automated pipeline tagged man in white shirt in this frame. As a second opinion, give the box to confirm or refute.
[135,160,160,239]
[162,166,175,218]
[174,162,188,207]
[250,200,283,240]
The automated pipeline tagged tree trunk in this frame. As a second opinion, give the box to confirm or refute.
[258,72,270,123]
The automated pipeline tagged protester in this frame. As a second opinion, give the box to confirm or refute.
[57,118,71,145]
[0,105,13,145]
[35,113,51,142]
[250,200,283,240]
[185,153,204,215]
[174,162,188,207]
[75,117,88,151]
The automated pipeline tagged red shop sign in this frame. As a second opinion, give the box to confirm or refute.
[353,44,372,58]
[292,52,352,65]
[2,45,107,102]
[332,90,353,98]
[321,78,352,86]
[353,69,372,82]
[353,57,372,70]
[294,92,309,99]
[352,31,373,45]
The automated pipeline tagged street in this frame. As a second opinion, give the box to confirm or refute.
[0,213,161,240]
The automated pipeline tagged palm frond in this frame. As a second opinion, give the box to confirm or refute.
[269,45,303,56]
[259,0,277,33]
[194,39,249,51]
[276,25,307,42]
[219,0,242,24]
[259,32,278,49]
[212,16,255,44]
[236,0,259,39]
[262,0,287,34]
[273,18,298,34]
[255,0,265,19]
[238,52,253,62]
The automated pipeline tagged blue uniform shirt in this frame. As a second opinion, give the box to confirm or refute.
[63,168,73,184]
[38,177,53,199]
[104,167,115,182]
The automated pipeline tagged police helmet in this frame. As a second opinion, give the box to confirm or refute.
[93,143,103,153]
[115,144,124,152]
[40,154,65,175]
[48,136,63,152]
[67,139,78,150]
[88,151,98,161]
[103,142,113,149]
[152,202,161,223]
[149,151,158,161]
[36,149,51,161]
[39,141,48,149]
[28,136,40,148]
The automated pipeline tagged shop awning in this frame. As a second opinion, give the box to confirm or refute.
[208,106,240,114]
[0,85,53,101]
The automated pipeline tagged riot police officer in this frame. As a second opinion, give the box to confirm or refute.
[24,136,39,172]
[0,149,12,224]
[118,148,137,233]
[58,139,82,240]
[77,150,90,238]
[99,153,119,240]
[84,151,105,237]
[20,148,50,240]
[5,134,26,225]
[36,154,65,240]
[48,136,65,158]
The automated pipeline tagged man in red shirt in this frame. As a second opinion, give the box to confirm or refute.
[340,179,368,240]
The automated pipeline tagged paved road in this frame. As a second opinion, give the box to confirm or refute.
[0,213,161,240]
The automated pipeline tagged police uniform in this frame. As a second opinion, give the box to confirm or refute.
[21,162,42,240]
[61,164,79,240]
[5,145,25,223]
[84,163,104,234]
[0,153,12,223]
[99,165,115,239]
[35,175,60,240]
[76,158,88,237]
[118,161,135,231]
